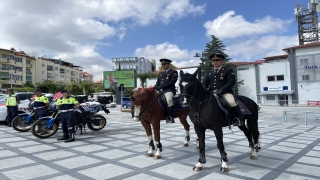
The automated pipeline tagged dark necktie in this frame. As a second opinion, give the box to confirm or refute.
[214,69,219,74]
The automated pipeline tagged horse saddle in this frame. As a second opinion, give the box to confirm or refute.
[158,94,190,110]
[216,96,251,116]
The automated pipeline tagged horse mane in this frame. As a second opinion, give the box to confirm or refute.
[182,72,205,91]
[132,87,156,106]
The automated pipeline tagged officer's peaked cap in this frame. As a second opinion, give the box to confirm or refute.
[61,89,69,93]
[159,58,172,63]
[210,53,225,60]
[34,88,42,93]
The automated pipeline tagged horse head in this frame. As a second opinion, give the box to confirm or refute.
[179,69,199,105]
[131,88,156,121]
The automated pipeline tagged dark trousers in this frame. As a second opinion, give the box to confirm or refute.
[7,106,18,124]
[60,111,75,134]
[34,108,47,120]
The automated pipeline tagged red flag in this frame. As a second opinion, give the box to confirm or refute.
[53,92,62,100]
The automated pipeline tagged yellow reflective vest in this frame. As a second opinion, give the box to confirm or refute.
[6,94,18,106]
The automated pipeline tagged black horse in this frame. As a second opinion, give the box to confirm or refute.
[179,69,260,172]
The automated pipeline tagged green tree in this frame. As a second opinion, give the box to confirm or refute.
[136,72,158,88]
[124,87,133,97]
[158,64,177,71]
[36,80,58,93]
[65,82,82,95]
[95,84,103,93]
[23,82,35,89]
[79,81,95,95]
[199,35,243,95]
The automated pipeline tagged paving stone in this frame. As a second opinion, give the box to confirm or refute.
[286,164,320,177]
[120,155,165,168]
[33,150,77,161]
[71,144,107,153]
[0,150,17,158]
[275,172,319,180]
[46,175,80,180]
[53,156,101,169]
[93,149,134,159]
[123,173,164,180]
[5,140,41,148]
[228,163,271,179]
[18,144,57,153]
[0,157,34,170]
[78,163,132,179]
[151,163,197,179]
[2,164,59,180]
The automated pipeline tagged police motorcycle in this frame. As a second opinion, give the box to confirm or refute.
[31,103,109,139]
[11,99,56,132]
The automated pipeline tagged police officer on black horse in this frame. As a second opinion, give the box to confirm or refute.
[33,88,49,120]
[56,90,80,142]
[153,58,178,123]
[202,53,244,126]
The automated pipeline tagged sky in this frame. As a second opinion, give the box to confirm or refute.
[0,0,317,81]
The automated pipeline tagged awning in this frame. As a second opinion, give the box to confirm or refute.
[259,90,294,95]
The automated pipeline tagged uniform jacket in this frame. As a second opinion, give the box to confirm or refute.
[201,67,236,94]
[153,69,178,94]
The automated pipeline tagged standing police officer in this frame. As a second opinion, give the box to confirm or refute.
[33,89,49,120]
[202,53,244,126]
[153,58,178,123]
[6,88,20,126]
[56,90,80,142]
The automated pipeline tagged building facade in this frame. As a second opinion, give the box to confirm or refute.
[83,72,93,82]
[111,57,155,73]
[36,57,83,84]
[0,48,37,89]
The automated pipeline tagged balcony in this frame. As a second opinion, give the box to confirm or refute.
[0,68,10,72]
[26,64,32,68]
[26,72,32,75]
[60,71,65,74]
[0,58,10,63]
[71,73,75,76]
[47,68,54,71]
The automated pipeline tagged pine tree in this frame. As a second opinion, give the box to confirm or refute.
[199,35,243,95]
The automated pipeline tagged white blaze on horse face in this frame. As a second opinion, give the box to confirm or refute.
[183,97,187,104]
[133,105,141,121]
[181,81,188,87]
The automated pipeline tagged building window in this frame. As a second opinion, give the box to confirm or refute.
[42,63,45,67]
[26,60,31,64]
[300,59,308,65]
[42,71,46,75]
[276,75,284,81]
[55,67,59,70]
[55,74,59,77]
[267,76,275,81]
[266,95,275,100]
[302,75,310,81]
[238,67,249,71]
[66,70,69,73]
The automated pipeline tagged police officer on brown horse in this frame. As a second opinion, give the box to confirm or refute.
[202,53,244,126]
[153,58,178,123]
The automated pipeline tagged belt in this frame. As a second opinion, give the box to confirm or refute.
[34,106,45,109]
[60,109,74,112]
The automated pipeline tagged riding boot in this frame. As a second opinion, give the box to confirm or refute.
[166,106,175,123]
[231,105,244,126]
[64,133,75,143]
[57,134,69,141]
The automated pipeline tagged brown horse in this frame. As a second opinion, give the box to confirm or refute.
[130,88,193,159]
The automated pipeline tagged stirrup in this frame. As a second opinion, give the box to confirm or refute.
[166,116,175,123]
[232,118,244,126]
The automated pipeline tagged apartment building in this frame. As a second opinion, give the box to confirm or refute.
[111,57,155,73]
[36,57,83,84]
[0,47,36,90]
[83,72,94,82]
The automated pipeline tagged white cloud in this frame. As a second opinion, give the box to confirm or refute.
[0,0,205,81]
[204,11,292,39]
[134,42,201,69]
[227,35,298,61]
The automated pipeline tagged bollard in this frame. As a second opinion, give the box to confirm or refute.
[283,111,287,123]
[304,112,307,125]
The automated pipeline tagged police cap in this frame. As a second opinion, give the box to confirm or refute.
[210,53,225,60]
[34,88,42,93]
[61,89,69,93]
[7,88,13,91]
[159,58,172,64]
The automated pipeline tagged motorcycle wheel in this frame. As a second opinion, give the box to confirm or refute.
[11,116,34,132]
[31,119,59,139]
[87,115,106,131]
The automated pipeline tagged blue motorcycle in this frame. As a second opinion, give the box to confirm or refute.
[31,108,61,139]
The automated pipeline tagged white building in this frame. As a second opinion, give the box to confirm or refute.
[111,57,155,73]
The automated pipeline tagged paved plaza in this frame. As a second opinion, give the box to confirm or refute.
[0,106,320,180]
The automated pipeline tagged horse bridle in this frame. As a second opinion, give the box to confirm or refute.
[133,92,160,121]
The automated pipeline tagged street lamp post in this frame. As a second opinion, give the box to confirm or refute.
[194,53,202,82]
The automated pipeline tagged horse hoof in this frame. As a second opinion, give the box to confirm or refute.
[250,156,258,160]
[146,153,154,157]
[196,147,199,150]
[154,155,161,159]
[183,143,189,147]
[193,166,202,172]
[220,167,229,172]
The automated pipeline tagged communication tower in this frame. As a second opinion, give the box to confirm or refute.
[294,0,320,45]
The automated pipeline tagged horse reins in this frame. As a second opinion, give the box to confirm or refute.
[134,91,160,121]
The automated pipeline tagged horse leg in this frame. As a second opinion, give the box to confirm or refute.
[152,121,162,159]
[247,117,260,160]
[238,125,254,155]
[178,115,190,147]
[141,120,155,157]
[213,127,229,172]
[193,125,206,172]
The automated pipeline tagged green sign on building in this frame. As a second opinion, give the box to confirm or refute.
[103,70,135,89]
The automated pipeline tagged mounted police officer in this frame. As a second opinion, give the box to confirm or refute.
[56,90,80,142]
[153,58,178,123]
[6,88,20,126]
[33,88,49,120]
[202,53,244,126]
